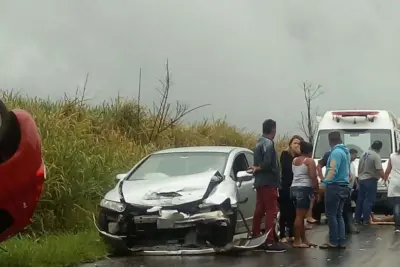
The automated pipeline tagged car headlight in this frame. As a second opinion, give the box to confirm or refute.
[198,203,216,213]
[100,199,126,212]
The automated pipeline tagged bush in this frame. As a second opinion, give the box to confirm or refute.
[1,88,289,234]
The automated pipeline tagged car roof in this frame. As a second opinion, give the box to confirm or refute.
[152,146,246,155]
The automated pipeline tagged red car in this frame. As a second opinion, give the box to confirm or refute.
[0,100,45,243]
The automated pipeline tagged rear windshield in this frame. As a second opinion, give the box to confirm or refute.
[314,129,392,159]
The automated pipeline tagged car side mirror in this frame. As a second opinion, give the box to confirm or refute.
[236,171,253,187]
[116,173,127,180]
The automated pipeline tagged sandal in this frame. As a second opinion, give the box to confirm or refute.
[319,243,338,249]
[293,243,310,248]
[280,238,288,243]
[306,242,317,247]
[307,218,317,224]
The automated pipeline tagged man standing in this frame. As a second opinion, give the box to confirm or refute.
[343,149,359,234]
[313,151,332,223]
[250,119,286,252]
[355,141,385,225]
[319,131,350,249]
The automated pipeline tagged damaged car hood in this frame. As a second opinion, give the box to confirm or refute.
[105,170,230,206]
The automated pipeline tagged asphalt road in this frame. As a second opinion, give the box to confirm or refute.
[82,224,400,267]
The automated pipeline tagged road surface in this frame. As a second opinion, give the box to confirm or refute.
[82,224,400,267]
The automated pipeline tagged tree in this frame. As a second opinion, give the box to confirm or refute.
[299,81,323,144]
[147,60,210,141]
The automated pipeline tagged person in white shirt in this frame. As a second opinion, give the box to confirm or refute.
[383,148,400,233]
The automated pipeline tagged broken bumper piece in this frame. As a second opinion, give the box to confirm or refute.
[156,210,229,229]
[94,224,216,255]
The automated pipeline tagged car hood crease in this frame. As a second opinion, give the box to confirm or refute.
[106,170,224,207]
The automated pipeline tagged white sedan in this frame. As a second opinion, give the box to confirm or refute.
[94,146,270,255]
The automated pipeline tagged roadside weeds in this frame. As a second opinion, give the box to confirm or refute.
[0,230,107,267]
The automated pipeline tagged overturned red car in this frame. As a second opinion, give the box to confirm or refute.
[0,100,45,243]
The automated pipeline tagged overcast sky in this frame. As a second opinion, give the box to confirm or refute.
[1,0,400,135]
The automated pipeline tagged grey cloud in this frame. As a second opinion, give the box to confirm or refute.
[1,0,400,135]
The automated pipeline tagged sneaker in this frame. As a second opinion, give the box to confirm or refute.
[265,242,287,253]
[394,229,400,233]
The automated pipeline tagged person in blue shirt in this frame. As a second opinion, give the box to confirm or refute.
[319,131,351,250]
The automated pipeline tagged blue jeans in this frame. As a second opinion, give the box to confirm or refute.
[325,183,350,246]
[390,197,400,229]
[354,178,378,224]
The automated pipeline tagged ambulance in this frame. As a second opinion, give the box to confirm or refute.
[313,110,400,211]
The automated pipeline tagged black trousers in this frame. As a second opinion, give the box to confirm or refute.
[278,189,295,239]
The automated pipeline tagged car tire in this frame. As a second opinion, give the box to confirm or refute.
[0,99,9,145]
[106,245,131,257]
[99,235,131,257]
[206,210,237,247]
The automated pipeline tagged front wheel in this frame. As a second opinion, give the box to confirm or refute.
[206,211,237,247]
[106,244,131,257]
[100,235,131,257]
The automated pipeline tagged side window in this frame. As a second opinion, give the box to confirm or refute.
[244,152,254,167]
[395,130,400,152]
[231,153,249,181]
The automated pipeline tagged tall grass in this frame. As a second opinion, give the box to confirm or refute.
[1,90,289,234]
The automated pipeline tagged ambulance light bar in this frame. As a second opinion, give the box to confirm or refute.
[331,111,379,117]
[332,111,379,123]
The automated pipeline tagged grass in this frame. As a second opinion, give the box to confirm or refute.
[0,230,106,267]
[0,88,290,266]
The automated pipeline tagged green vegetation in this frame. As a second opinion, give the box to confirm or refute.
[0,70,288,266]
[0,231,106,267]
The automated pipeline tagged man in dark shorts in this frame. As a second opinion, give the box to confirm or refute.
[249,119,286,252]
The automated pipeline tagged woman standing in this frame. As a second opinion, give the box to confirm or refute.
[291,141,318,248]
[384,147,400,233]
[278,135,303,243]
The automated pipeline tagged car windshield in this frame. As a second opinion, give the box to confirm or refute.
[314,129,392,159]
[126,152,228,180]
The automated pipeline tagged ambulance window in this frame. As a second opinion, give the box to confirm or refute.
[314,129,392,159]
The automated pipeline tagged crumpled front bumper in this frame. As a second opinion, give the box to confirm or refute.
[93,213,270,256]
[94,218,218,255]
